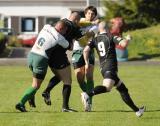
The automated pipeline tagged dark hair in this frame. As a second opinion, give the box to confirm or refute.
[84,6,97,16]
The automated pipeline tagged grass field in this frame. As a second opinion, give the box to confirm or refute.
[0,64,160,126]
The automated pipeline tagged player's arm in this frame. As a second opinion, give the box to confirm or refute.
[78,29,96,47]
[58,36,69,49]
[83,40,94,67]
[83,45,91,67]
[113,35,131,48]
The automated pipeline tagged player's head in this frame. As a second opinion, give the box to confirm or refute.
[84,6,97,21]
[98,21,109,33]
[69,12,81,24]
[54,20,68,35]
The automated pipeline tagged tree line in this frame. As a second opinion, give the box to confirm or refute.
[103,0,160,31]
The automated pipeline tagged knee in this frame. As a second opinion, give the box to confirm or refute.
[62,76,72,84]
[32,84,41,89]
[102,79,115,92]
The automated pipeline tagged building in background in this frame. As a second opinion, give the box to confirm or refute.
[0,0,104,36]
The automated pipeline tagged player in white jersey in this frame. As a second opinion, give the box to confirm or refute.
[15,20,69,112]
[31,24,69,59]
[72,6,99,111]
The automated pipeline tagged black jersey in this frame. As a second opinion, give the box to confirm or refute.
[62,18,83,47]
[48,19,83,68]
[88,32,123,72]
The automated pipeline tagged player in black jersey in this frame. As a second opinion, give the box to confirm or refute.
[40,12,83,112]
[81,21,145,117]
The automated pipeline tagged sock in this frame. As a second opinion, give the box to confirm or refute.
[62,84,71,109]
[116,83,139,112]
[86,80,94,104]
[79,81,87,92]
[86,80,94,92]
[20,86,38,106]
[44,76,61,93]
[87,85,108,97]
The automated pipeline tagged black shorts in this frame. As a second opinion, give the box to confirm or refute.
[48,49,70,69]
[100,61,119,85]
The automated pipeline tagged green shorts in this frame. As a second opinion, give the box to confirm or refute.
[72,49,95,69]
[27,52,48,80]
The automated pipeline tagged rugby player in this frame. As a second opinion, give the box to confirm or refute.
[72,6,99,111]
[15,20,69,112]
[81,21,145,117]
[41,12,84,112]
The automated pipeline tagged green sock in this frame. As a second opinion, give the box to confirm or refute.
[20,86,38,105]
[79,82,87,92]
[87,80,94,104]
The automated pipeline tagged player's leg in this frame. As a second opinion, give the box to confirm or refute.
[42,68,61,105]
[42,53,69,106]
[116,80,139,111]
[43,75,61,94]
[16,53,48,112]
[81,70,116,111]
[85,49,95,105]
[16,77,43,112]
[85,64,94,106]
[72,50,87,92]
[28,94,36,107]
[116,80,145,117]
[81,78,114,111]
[56,65,76,112]
[74,66,86,92]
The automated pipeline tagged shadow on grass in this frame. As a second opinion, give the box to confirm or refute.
[1,109,160,113]
[129,53,160,61]
[83,109,160,113]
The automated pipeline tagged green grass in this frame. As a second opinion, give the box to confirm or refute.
[125,24,160,60]
[0,64,160,126]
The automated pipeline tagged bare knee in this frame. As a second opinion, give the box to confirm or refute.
[32,77,43,89]
[74,67,85,84]
[102,79,115,91]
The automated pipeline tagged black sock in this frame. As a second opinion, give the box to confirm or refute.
[79,82,87,92]
[44,76,61,93]
[87,85,108,97]
[62,84,71,109]
[116,83,139,112]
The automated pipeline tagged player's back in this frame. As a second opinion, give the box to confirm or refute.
[62,18,82,43]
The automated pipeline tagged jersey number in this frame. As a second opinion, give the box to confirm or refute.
[38,37,45,47]
[98,41,106,56]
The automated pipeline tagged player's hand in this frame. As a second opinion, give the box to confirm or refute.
[86,31,95,38]
[85,63,89,71]
[125,34,132,42]
[92,19,100,24]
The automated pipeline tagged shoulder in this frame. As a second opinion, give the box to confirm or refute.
[43,24,52,29]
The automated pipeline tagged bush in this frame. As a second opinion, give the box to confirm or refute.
[104,0,160,31]
[7,36,22,47]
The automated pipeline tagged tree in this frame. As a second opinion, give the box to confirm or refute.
[103,0,160,30]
